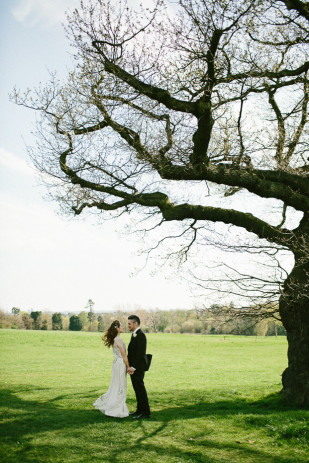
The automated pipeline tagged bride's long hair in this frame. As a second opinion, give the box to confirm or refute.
[102,320,120,348]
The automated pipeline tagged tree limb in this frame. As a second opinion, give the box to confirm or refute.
[92,41,197,115]
[158,164,309,212]
[218,60,309,84]
[277,0,309,21]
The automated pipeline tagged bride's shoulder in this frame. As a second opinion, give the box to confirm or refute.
[113,336,123,347]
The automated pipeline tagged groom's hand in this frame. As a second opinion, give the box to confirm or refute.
[127,367,135,375]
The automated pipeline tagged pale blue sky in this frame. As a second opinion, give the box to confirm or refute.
[0,0,195,313]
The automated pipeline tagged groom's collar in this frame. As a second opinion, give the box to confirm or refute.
[133,327,141,335]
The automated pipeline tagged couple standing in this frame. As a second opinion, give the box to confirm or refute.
[93,315,151,420]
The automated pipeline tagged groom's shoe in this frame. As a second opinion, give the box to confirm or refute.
[132,413,150,420]
[129,411,140,416]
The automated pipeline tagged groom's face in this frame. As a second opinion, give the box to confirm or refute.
[128,320,137,332]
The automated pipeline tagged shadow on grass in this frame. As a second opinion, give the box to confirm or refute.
[151,391,307,421]
[1,386,308,463]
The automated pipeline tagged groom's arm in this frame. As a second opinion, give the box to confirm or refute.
[136,332,147,363]
[129,333,147,371]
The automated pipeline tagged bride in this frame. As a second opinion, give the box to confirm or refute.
[93,320,129,418]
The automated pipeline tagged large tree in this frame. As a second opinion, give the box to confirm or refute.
[14,0,309,404]
[52,312,63,330]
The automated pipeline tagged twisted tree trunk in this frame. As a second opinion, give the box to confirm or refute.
[280,216,309,405]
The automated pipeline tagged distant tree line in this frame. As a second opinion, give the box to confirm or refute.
[0,303,286,336]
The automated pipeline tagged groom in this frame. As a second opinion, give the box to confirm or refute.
[127,315,151,419]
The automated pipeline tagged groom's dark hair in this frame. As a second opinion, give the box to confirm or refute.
[128,314,140,325]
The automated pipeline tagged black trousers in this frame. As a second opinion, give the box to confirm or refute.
[130,370,150,415]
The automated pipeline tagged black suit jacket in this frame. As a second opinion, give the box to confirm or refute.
[128,329,149,372]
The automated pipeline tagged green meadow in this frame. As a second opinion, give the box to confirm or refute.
[1,329,308,463]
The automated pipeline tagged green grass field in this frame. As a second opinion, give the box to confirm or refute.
[1,329,308,463]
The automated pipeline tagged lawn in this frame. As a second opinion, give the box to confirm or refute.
[0,329,308,463]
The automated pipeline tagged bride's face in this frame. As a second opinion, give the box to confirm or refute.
[117,324,123,334]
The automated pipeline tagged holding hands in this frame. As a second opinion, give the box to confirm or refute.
[127,367,135,375]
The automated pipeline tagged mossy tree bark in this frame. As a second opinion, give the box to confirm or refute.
[280,214,309,405]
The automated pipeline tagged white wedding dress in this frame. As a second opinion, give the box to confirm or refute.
[93,336,129,418]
